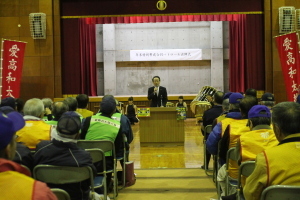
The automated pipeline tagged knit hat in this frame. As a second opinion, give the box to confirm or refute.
[261,93,275,101]
[1,97,16,109]
[0,111,25,150]
[248,105,271,119]
[229,93,244,104]
[56,111,81,135]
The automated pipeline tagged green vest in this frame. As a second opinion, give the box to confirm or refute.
[86,114,120,156]
[45,120,58,125]
[112,112,121,122]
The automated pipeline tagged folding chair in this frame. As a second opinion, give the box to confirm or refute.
[33,165,95,199]
[85,148,107,200]
[203,125,213,176]
[260,185,300,200]
[50,188,71,200]
[225,147,238,196]
[117,134,127,190]
[77,140,118,200]
[236,161,255,200]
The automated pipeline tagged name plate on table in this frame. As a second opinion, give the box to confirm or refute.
[137,107,150,117]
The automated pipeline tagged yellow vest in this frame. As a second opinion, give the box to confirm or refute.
[240,128,278,163]
[16,120,51,149]
[264,133,300,186]
[216,114,226,124]
[0,171,34,200]
[76,108,94,118]
[221,118,240,137]
[227,119,249,179]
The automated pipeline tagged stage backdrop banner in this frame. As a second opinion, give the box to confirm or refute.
[130,49,202,61]
[275,32,300,102]
[1,39,26,98]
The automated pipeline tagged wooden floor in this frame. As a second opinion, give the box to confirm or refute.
[118,118,218,200]
[128,118,206,169]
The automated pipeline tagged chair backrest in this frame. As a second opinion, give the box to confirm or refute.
[33,165,94,192]
[236,161,255,199]
[85,148,106,169]
[77,140,115,157]
[226,147,237,168]
[51,188,71,200]
[260,185,300,200]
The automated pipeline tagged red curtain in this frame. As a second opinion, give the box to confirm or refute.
[76,14,264,95]
[79,19,97,96]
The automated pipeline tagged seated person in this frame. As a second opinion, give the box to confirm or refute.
[125,97,139,125]
[81,95,124,188]
[244,102,300,200]
[175,96,188,111]
[76,94,94,118]
[42,98,53,121]
[13,142,34,171]
[0,111,56,200]
[34,111,97,200]
[45,101,69,126]
[16,98,51,149]
[260,92,275,110]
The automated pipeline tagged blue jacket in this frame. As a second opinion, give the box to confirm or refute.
[206,111,242,155]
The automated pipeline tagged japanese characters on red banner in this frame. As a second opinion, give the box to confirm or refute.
[275,32,300,102]
[1,39,26,99]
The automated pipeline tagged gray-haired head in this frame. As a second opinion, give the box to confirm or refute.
[24,98,44,118]
[63,97,78,111]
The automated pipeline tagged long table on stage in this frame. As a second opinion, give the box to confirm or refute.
[139,107,185,146]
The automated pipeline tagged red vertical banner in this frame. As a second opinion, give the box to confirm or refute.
[1,39,26,98]
[275,32,300,101]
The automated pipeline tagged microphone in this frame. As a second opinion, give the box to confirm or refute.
[160,95,163,107]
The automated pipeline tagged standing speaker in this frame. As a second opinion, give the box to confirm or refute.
[279,7,296,34]
[29,13,46,39]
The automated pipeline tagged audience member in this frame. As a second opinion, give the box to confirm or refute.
[0,97,16,110]
[216,95,257,197]
[64,97,82,117]
[260,92,275,110]
[175,96,188,111]
[206,93,244,157]
[76,94,94,118]
[125,97,139,125]
[15,98,24,115]
[245,88,257,98]
[113,99,134,161]
[81,95,124,188]
[45,101,69,125]
[34,111,97,200]
[42,98,53,121]
[13,143,34,171]
[201,91,224,169]
[244,102,300,200]
[0,111,56,200]
[16,98,51,149]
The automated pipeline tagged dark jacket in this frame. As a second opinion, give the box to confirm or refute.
[34,139,96,200]
[147,86,168,107]
[13,143,34,171]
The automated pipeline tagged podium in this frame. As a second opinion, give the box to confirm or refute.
[139,107,185,146]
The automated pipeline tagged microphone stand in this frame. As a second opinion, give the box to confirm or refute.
[160,95,163,107]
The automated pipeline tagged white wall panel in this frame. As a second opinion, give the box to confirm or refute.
[96,21,229,96]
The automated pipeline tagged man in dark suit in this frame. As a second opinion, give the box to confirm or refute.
[147,76,168,107]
